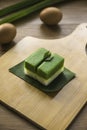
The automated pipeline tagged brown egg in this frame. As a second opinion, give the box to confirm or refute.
[40,7,63,25]
[0,23,17,44]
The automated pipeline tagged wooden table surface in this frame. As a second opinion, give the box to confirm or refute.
[0,0,87,130]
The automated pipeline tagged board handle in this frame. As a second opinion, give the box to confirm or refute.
[70,23,87,40]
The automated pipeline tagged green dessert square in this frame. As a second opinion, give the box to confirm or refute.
[24,48,65,85]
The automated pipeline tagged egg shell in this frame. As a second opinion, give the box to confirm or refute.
[40,7,63,25]
[0,23,17,44]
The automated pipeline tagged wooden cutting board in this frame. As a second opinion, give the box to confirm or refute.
[0,23,87,130]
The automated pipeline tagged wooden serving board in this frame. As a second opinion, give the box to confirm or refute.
[0,23,87,130]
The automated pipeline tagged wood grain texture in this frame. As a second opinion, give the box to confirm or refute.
[0,0,87,130]
[0,23,87,130]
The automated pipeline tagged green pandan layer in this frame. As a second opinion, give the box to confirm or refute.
[37,54,64,79]
[25,48,51,72]
[24,48,64,79]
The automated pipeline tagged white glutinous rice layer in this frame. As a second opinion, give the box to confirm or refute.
[24,66,64,86]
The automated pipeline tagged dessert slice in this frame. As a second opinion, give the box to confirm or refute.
[24,48,64,86]
[24,48,51,72]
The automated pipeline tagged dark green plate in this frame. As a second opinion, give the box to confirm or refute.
[9,61,75,93]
